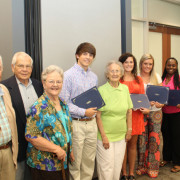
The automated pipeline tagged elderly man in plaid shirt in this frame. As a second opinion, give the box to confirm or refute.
[0,56,18,180]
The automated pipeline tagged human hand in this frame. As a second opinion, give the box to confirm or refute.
[154,102,164,108]
[140,108,150,114]
[70,150,75,162]
[177,104,180,108]
[102,136,110,149]
[85,107,97,117]
[150,101,155,106]
[55,146,66,162]
[125,131,132,142]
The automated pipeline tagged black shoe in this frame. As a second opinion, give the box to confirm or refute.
[128,175,135,180]
[120,175,128,180]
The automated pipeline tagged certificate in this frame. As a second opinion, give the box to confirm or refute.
[130,94,150,110]
[146,85,169,104]
[168,89,180,106]
[71,86,105,109]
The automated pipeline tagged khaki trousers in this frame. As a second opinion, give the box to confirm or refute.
[0,147,16,180]
[69,118,97,180]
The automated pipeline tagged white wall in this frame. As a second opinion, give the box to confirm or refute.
[41,0,121,86]
[0,1,13,80]
[149,32,162,75]
[149,0,180,27]
[0,0,25,80]
[148,0,180,75]
[132,21,144,63]
[132,0,180,76]
[171,34,180,70]
[12,0,25,54]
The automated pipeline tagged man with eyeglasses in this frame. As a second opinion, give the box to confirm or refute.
[60,42,98,180]
[1,52,43,180]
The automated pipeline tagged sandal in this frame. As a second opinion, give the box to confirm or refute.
[147,170,159,178]
[171,166,180,173]
[128,175,135,180]
[120,175,128,180]
[160,161,168,167]
[136,168,146,175]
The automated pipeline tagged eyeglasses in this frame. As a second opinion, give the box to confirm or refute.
[109,70,121,74]
[16,64,32,70]
[46,80,62,85]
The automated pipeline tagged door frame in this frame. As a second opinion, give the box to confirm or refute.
[149,22,180,70]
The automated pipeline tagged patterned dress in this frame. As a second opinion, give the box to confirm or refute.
[137,74,162,178]
[25,93,72,171]
[137,111,162,178]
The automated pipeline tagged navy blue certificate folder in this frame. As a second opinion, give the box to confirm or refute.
[146,85,169,104]
[71,86,105,109]
[168,90,180,106]
[130,94,150,109]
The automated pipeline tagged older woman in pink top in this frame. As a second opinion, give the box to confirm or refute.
[161,57,180,173]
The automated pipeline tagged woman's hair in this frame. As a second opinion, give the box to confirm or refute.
[41,65,64,82]
[118,52,139,83]
[162,57,180,89]
[139,53,158,85]
[105,60,124,80]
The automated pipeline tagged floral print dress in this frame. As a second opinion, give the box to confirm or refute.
[25,93,72,171]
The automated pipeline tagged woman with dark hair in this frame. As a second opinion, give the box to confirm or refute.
[119,53,149,180]
[136,54,163,178]
[161,57,180,173]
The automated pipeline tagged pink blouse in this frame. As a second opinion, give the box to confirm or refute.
[162,75,180,114]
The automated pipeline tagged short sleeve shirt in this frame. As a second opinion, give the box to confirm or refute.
[162,75,180,114]
[97,82,133,142]
[25,93,73,171]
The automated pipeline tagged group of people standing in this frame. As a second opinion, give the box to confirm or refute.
[97,52,180,180]
[0,42,180,180]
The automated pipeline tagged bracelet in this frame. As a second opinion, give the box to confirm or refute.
[127,128,132,131]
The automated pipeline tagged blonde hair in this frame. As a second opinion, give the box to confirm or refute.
[139,54,158,85]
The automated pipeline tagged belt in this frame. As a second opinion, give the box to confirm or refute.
[0,141,11,150]
[73,117,94,121]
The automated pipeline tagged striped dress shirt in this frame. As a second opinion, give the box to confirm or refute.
[60,63,98,118]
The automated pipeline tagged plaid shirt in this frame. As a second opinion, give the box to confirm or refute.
[0,94,12,146]
[60,63,98,118]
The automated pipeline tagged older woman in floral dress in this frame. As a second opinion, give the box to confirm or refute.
[25,65,74,180]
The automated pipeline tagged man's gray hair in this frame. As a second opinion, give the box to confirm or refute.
[12,52,33,66]
[105,60,124,79]
[41,65,64,82]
